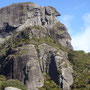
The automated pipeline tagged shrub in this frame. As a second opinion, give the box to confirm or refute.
[1,79,27,90]
[68,50,90,90]
[0,75,6,81]
[39,74,60,90]
[30,25,44,30]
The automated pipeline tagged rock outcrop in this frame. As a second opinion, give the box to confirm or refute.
[2,45,44,90]
[0,2,60,28]
[0,2,72,49]
[0,2,60,43]
[38,44,73,90]
[0,2,73,90]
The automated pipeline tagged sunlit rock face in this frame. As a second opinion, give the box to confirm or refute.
[0,2,73,50]
[0,2,60,43]
[4,87,21,90]
[0,2,60,28]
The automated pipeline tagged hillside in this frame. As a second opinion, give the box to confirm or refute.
[0,2,90,90]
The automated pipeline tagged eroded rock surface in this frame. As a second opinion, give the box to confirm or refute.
[0,2,60,28]
[38,44,73,90]
[0,2,60,44]
[1,43,73,90]
[2,45,44,90]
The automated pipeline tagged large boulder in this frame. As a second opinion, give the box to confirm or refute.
[5,87,21,90]
[38,44,73,90]
[2,45,44,90]
[0,2,60,43]
[0,2,60,28]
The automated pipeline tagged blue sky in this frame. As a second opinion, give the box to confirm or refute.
[0,0,90,52]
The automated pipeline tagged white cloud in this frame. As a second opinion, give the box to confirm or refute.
[60,13,90,52]
[83,13,90,26]
[60,15,73,34]
[72,13,90,52]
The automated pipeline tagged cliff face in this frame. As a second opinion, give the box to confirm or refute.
[0,2,60,30]
[0,2,73,90]
[0,2,72,49]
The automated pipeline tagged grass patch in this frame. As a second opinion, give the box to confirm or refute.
[39,73,60,90]
[1,79,27,90]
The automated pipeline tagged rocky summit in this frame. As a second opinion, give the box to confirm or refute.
[0,2,89,90]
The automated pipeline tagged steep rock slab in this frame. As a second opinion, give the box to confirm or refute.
[0,2,60,43]
[38,44,73,90]
[0,2,60,28]
[2,45,44,90]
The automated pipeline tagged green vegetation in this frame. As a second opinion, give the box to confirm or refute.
[39,73,60,90]
[30,25,44,30]
[10,29,30,48]
[58,68,62,75]
[0,24,67,62]
[0,25,68,90]
[68,50,90,90]
[29,36,67,51]
[1,79,27,90]
[0,28,30,69]
[0,75,6,89]
[0,25,66,53]
[0,26,67,77]
[53,22,64,29]
[52,22,65,33]
[0,75,6,82]
[0,75,27,90]
[1,25,89,90]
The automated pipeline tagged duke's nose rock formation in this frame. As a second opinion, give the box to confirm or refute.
[0,2,60,28]
[0,2,73,90]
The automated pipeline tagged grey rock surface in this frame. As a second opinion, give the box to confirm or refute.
[2,45,44,90]
[0,2,60,28]
[4,87,21,90]
[38,44,73,90]
[0,2,60,43]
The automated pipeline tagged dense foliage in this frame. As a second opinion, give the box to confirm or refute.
[1,79,27,90]
[68,50,90,90]
[0,75,27,90]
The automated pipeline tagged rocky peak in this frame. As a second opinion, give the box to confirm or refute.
[0,2,74,90]
[0,2,60,28]
[0,2,73,50]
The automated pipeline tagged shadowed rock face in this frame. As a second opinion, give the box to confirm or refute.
[2,45,44,90]
[49,53,59,85]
